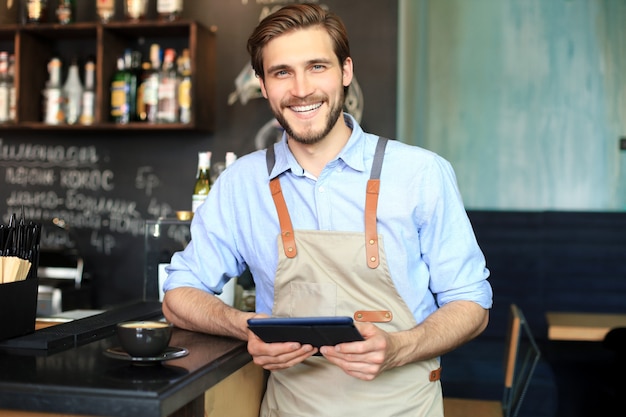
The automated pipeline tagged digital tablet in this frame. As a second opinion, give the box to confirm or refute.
[247,316,364,349]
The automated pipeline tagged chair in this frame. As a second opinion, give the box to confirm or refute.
[443,304,541,417]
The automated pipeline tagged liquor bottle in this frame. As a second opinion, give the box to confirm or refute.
[136,44,160,123]
[80,59,96,125]
[0,52,10,124]
[96,0,115,23]
[25,0,48,23]
[124,0,148,22]
[192,151,211,212]
[157,48,178,123]
[225,152,237,168]
[127,50,142,121]
[7,54,16,123]
[43,57,64,124]
[177,48,192,124]
[63,58,84,125]
[136,61,149,122]
[157,0,183,21]
[56,0,75,24]
[110,56,131,124]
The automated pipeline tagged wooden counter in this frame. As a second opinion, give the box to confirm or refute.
[0,326,265,417]
[546,311,626,341]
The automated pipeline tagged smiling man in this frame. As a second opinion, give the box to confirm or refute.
[163,4,493,416]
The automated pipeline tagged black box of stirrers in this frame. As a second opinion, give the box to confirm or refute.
[0,271,38,342]
[0,215,41,342]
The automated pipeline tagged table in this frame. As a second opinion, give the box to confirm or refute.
[0,326,265,417]
[546,312,626,341]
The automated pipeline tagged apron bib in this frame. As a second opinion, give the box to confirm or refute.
[261,138,443,417]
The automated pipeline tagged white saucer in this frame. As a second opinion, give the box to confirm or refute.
[104,346,189,363]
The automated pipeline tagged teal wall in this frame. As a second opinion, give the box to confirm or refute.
[398,0,626,210]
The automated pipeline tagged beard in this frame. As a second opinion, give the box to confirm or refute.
[272,91,345,146]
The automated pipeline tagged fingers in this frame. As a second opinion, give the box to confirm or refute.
[247,330,318,370]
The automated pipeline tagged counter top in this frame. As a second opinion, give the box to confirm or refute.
[0,327,252,417]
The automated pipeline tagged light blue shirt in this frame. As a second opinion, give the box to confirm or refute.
[165,114,492,323]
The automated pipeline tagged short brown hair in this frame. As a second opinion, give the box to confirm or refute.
[247,3,351,80]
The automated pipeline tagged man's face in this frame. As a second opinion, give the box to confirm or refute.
[258,27,353,145]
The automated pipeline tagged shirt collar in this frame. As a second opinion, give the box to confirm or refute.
[268,113,367,180]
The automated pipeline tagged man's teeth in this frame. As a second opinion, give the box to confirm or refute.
[291,103,322,112]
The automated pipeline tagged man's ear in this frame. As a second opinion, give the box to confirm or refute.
[342,57,354,87]
[258,75,268,99]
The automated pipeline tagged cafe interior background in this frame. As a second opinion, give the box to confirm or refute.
[0,1,625,416]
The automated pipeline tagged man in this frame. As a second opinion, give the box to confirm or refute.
[163,4,492,416]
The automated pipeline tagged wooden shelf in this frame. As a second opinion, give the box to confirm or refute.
[0,20,215,132]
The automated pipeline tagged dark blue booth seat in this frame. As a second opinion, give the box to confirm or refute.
[440,210,626,417]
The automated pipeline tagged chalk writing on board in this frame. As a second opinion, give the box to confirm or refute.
[0,139,173,254]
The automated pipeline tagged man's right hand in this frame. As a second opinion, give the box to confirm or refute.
[247,324,318,370]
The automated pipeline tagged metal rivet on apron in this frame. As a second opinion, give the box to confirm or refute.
[356,313,363,319]
[385,312,391,318]
[288,247,294,252]
[284,231,291,237]
[369,239,375,245]
[370,256,376,262]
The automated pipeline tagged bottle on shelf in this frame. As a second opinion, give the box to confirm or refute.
[0,51,10,124]
[96,0,115,23]
[136,43,160,123]
[43,57,64,125]
[25,0,48,24]
[110,56,131,124]
[124,0,148,22]
[56,0,75,24]
[192,151,211,212]
[157,0,183,22]
[63,58,84,125]
[177,48,192,124]
[127,49,142,122]
[80,59,96,125]
[8,54,15,123]
[157,48,178,123]
[225,152,237,168]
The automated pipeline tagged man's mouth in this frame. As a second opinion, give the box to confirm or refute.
[290,102,323,113]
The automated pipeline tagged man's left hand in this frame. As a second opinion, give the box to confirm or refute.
[319,322,396,381]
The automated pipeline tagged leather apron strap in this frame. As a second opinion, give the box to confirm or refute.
[267,145,297,258]
[266,137,389,266]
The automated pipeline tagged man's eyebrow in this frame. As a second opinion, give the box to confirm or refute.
[266,58,335,74]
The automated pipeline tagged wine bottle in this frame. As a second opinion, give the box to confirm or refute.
[192,151,211,212]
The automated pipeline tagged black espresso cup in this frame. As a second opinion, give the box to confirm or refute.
[116,321,173,357]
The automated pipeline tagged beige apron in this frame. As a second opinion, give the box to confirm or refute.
[261,138,443,417]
